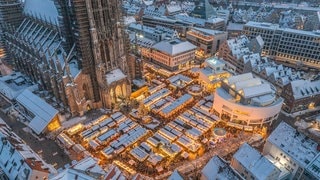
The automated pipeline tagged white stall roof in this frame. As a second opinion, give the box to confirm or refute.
[16,89,58,135]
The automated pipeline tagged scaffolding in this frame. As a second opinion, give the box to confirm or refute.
[71,0,129,104]
[0,0,23,66]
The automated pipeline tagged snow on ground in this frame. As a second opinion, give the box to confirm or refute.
[61,116,87,129]
[294,120,312,130]
[309,128,320,137]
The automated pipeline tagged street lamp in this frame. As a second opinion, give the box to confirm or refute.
[134,32,144,55]
[134,32,144,80]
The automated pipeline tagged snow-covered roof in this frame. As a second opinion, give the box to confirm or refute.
[190,0,216,19]
[72,157,105,175]
[306,153,320,179]
[129,32,156,48]
[190,27,226,36]
[143,0,153,6]
[174,14,206,27]
[50,157,107,180]
[168,169,184,180]
[124,16,136,26]
[227,23,244,31]
[227,73,253,85]
[245,21,320,37]
[50,169,97,180]
[0,121,56,179]
[223,73,278,106]
[204,57,225,69]
[24,0,59,24]
[168,74,193,88]
[13,18,79,78]
[242,84,272,99]
[267,122,319,167]
[144,4,166,17]
[202,155,243,180]
[152,39,196,56]
[128,22,179,42]
[226,35,251,58]
[0,72,36,100]
[161,94,192,115]
[166,3,182,14]
[290,80,320,99]
[106,69,127,85]
[16,89,58,135]
[248,56,303,87]
[233,143,280,180]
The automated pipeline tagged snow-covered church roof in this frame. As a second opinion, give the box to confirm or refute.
[23,0,59,24]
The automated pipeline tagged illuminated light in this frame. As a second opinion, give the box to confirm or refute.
[67,123,84,135]
[308,102,315,109]
[47,116,61,131]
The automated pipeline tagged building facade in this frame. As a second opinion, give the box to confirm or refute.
[70,0,131,109]
[231,143,281,180]
[218,35,264,74]
[0,0,23,67]
[243,21,320,70]
[212,73,283,130]
[186,27,227,58]
[142,15,192,37]
[281,79,320,113]
[1,0,131,115]
[0,121,56,179]
[263,122,319,179]
[143,39,196,71]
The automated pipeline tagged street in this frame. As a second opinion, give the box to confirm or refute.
[155,131,251,179]
[0,110,71,168]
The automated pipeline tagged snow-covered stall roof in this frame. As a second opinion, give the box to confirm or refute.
[16,89,58,135]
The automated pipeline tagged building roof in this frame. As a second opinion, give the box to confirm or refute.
[50,169,97,180]
[306,153,320,179]
[161,94,192,115]
[205,57,226,69]
[174,14,206,27]
[24,0,59,24]
[227,73,253,85]
[290,79,320,99]
[71,157,105,175]
[227,23,244,31]
[225,35,251,59]
[16,89,58,135]
[168,74,193,88]
[245,21,320,37]
[106,68,127,85]
[267,122,319,167]
[50,157,106,180]
[152,39,196,56]
[202,155,243,180]
[168,169,184,180]
[166,3,182,14]
[223,73,278,106]
[190,0,216,19]
[0,72,36,100]
[233,143,280,180]
[192,27,226,36]
[0,120,56,179]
